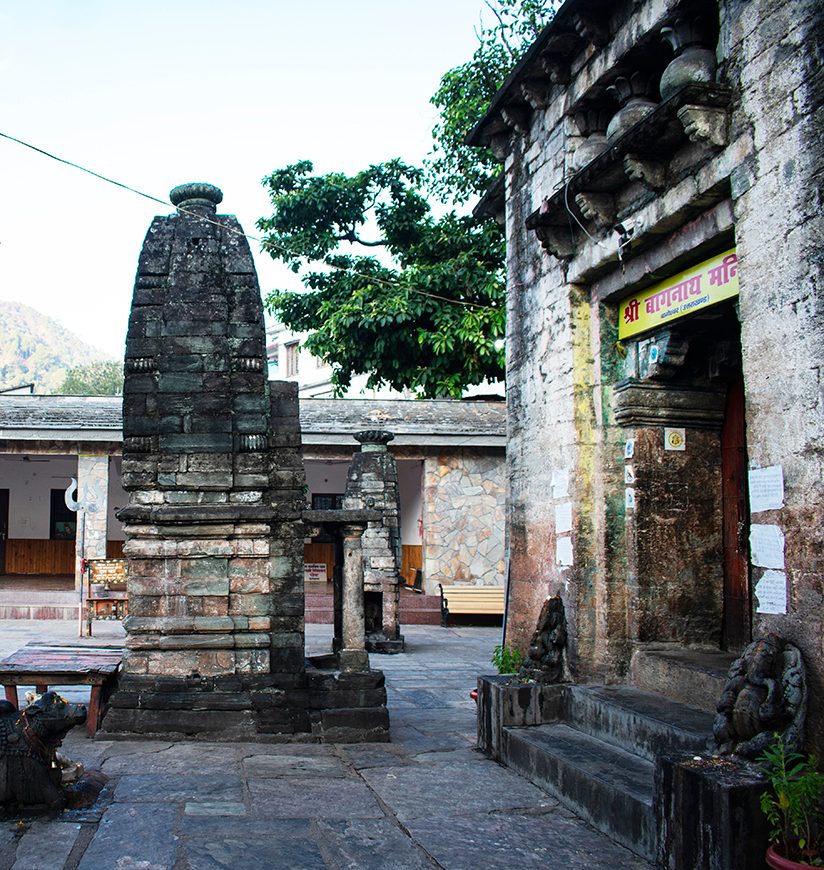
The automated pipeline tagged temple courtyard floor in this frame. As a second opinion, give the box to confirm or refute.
[0,621,651,870]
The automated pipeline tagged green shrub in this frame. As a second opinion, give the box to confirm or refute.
[491,643,524,674]
[759,732,824,865]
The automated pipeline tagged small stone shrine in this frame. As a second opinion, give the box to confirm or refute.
[100,183,388,741]
[343,430,404,653]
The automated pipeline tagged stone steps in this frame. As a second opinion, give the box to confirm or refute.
[566,684,713,761]
[0,589,79,620]
[305,590,441,625]
[506,722,656,860]
[629,646,734,711]
[502,685,714,862]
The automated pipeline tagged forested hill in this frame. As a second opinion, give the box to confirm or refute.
[0,301,111,393]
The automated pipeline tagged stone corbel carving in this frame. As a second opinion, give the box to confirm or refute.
[540,54,570,85]
[677,104,728,148]
[623,154,667,191]
[574,192,615,228]
[571,13,609,47]
[520,78,552,110]
[500,106,531,135]
[534,224,575,259]
[489,133,512,161]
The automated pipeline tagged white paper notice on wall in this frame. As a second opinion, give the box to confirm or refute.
[555,502,573,534]
[556,536,573,566]
[551,468,570,499]
[755,570,788,614]
[749,465,784,513]
[749,524,785,569]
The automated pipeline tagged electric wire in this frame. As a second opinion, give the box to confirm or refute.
[0,130,496,312]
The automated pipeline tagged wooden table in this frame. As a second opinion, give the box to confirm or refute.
[86,591,128,636]
[0,646,122,736]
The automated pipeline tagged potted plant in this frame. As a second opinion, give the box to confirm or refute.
[759,733,824,868]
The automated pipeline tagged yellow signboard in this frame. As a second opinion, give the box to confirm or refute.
[618,249,739,339]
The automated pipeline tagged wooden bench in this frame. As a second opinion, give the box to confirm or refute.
[0,646,122,736]
[438,584,505,626]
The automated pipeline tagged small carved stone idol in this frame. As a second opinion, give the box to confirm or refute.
[713,633,806,758]
[518,594,567,683]
[0,692,88,808]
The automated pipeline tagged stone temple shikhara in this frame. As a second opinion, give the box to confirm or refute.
[100,182,388,741]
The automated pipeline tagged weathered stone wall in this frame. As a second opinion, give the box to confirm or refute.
[422,449,506,594]
[482,0,824,749]
[725,0,824,752]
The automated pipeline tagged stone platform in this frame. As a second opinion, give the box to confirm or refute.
[100,666,389,743]
[0,625,652,870]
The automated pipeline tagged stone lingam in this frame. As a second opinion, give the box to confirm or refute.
[99,183,388,742]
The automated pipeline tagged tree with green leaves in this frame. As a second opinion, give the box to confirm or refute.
[258,1,555,398]
[57,360,123,395]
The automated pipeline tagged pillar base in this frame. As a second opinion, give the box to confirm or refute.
[99,664,389,742]
[339,649,370,672]
[366,633,405,654]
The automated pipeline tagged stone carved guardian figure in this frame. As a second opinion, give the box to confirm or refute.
[518,594,567,683]
[0,692,87,808]
[713,633,806,759]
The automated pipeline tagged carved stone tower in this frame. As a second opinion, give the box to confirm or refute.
[101,183,331,737]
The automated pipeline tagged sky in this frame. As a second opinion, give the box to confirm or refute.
[0,1,493,358]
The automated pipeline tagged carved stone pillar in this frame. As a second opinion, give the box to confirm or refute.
[340,523,368,672]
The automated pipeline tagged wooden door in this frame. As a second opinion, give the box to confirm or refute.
[0,489,8,573]
[721,374,750,650]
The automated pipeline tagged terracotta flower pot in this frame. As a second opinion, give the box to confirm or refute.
[766,845,819,869]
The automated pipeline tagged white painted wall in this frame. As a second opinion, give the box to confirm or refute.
[304,457,423,546]
[398,460,423,544]
[304,460,350,504]
[0,455,76,538]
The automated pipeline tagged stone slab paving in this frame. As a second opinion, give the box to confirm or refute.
[0,622,653,869]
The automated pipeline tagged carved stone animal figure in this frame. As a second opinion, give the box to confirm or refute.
[0,691,87,808]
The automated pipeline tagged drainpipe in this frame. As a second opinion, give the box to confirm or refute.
[501,540,511,648]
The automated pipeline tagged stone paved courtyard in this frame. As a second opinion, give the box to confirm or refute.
[0,622,651,869]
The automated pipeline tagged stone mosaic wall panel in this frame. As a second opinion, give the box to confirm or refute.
[423,449,505,592]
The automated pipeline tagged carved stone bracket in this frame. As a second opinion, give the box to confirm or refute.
[677,104,729,148]
[571,13,609,47]
[534,224,576,259]
[574,192,615,228]
[489,132,512,161]
[501,106,531,135]
[623,154,667,191]
[520,78,551,110]
[539,54,570,85]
